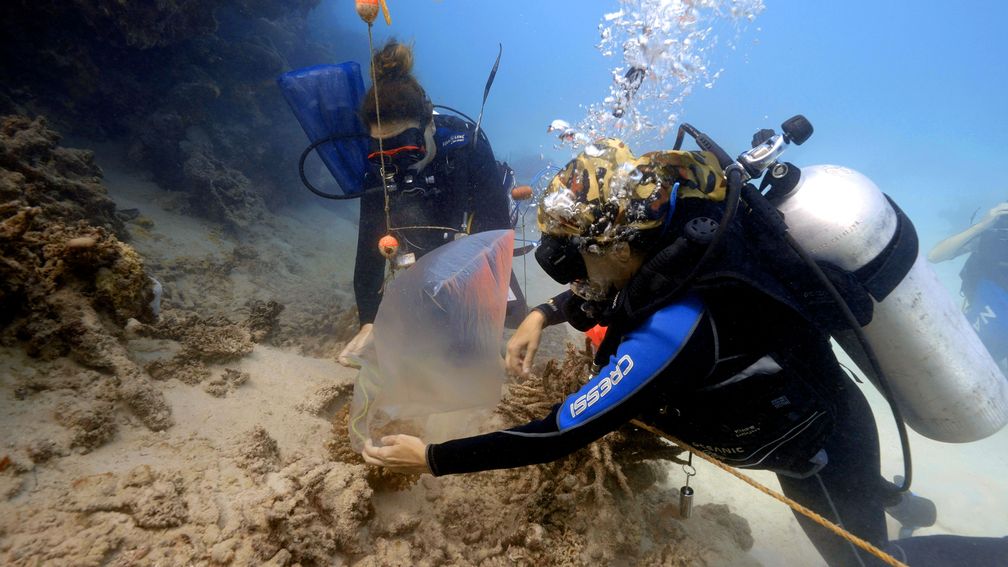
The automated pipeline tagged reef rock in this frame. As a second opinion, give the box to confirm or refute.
[0,1,364,219]
[0,117,171,433]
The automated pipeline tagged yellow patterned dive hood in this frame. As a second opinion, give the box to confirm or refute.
[537,138,726,247]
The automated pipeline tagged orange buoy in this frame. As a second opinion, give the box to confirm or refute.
[356,0,379,23]
[510,185,534,200]
[378,234,399,258]
[585,324,607,349]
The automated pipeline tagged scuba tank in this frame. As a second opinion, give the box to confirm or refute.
[774,165,1008,443]
[656,117,1008,494]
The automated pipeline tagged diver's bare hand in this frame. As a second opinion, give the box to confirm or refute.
[506,310,547,376]
[362,435,430,474]
[338,324,373,368]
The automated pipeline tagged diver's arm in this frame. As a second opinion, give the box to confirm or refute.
[531,292,571,326]
[354,188,388,325]
[534,290,598,332]
[928,223,985,263]
[428,297,711,476]
[929,203,1008,262]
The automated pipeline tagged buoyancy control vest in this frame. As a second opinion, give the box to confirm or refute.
[359,114,512,251]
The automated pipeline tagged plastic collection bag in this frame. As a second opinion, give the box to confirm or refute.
[349,230,514,451]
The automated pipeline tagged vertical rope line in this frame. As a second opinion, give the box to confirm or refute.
[366,24,393,236]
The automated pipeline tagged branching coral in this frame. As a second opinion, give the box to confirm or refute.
[497,342,688,516]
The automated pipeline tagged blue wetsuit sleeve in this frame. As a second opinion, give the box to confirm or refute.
[427,294,711,476]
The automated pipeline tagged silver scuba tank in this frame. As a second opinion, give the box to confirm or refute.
[774,164,1008,443]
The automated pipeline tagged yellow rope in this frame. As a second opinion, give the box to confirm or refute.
[629,419,909,567]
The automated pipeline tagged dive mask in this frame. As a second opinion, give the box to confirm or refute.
[535,235,587,284]
[368,127,427,174]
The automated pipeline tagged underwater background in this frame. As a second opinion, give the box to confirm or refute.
[1,1,1007,565]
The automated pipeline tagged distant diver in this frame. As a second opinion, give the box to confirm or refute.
[929,200,1008,369]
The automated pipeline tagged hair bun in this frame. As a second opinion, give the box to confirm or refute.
[372,40,414,81]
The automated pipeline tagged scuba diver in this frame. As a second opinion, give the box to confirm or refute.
[928,201,1008,369]
[361,139,1008,566]
[336,40,518,367]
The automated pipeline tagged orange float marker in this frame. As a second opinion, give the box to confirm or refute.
[378,234,399,258]
[355,0,379,24]
[510,185,534,200]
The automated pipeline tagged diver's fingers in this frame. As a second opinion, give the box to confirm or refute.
[505,337,526,375]
[380,435,406,446]
[522,343,539,375]
[362,438,404,465]
[361,439,385,465]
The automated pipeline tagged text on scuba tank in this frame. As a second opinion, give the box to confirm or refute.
[569,355,634,418]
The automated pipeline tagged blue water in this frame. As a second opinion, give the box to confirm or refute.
[308,0,1008,289]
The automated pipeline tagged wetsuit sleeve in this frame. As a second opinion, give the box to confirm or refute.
[354,187,387,326]
[532,290,596,331]
[463,137,511,232]
[427,294,712,476]
[532,290,573,326]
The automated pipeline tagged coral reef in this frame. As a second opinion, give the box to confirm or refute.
[0,442,375,566]
[0,117,171,433]
[0,115,123,234]
[233,425,282,477]
[204,367,251,397]
[139,304,281,387]
[0,1,370,224]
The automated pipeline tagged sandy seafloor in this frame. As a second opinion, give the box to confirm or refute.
[1,140,1007,566]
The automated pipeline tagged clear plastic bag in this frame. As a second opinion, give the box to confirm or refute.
[349,230,514,451]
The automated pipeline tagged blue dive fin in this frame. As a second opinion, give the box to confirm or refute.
[277,62,369,195]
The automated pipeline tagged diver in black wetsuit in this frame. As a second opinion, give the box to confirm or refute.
[363,140,1008,566]
[337,40,514,367]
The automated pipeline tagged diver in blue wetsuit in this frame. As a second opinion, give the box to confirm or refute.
[929,201,1008,369]
[363,140,1008,566]
[337,40,515,366]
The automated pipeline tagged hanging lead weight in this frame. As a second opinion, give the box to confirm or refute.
[679,485,694,519]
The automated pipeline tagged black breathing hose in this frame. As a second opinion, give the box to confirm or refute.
[298,134,369,200]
